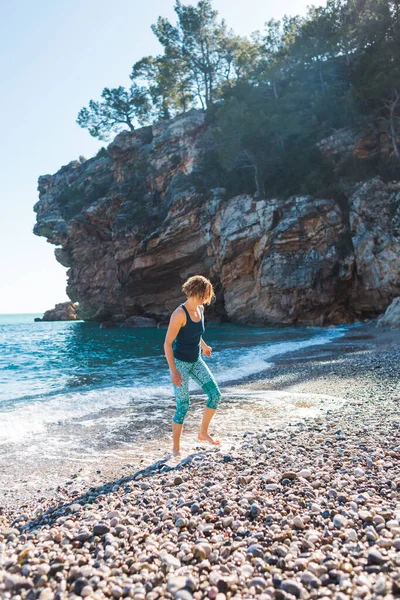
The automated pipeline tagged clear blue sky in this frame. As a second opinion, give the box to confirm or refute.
[0,0,324,314]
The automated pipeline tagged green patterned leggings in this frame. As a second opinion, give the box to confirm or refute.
[172,357,222,424]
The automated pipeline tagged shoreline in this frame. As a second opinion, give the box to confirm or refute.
[1,321,400,598]
[0,321,397,510]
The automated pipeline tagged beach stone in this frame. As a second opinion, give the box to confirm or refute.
[39,589,54,600]
[345,529,358,542]
[281,579,303,597]
[249,577,267,589]
[393,578,400,595]
[81,585,93,597]
[110,585,123,598]
[368,548,384,565]
[76,528,91,541]
[162,553,181,568]
[333,514,347,528]
[298,469,311,478]
[175,591,193,600]
[374,574,387,595]
[300,571,321,587]
[240,564,254,578]
[48,563,64,576]
[167,576,187,593]
[1,527,20,537]
[194,542,212,558]
[282,471,297,480]
[250,504,260,518]
[37,564,51,576]
[74,578,89,595]
[265,484,279,491]
[293,516,305,529]
[4,575,20,590]
[366,526,381,541]
[359,510,373,522]
[247,544,264,557]
[93,523,110,536]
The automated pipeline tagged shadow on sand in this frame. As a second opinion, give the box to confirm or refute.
[16,450,216,533]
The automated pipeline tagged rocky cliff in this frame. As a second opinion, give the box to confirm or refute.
[33,109,400,325]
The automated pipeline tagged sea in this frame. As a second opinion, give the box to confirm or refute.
[0,313,355,500]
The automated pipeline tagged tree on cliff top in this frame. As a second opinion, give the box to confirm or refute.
[145,0,259,113]
[76,84,150,141]
[130,52,193,120]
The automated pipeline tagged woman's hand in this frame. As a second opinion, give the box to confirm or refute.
[202,344,212,357]
[171,369,183,387]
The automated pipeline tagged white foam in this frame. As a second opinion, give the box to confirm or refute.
[213,325,347,383]
[0,326,348,445]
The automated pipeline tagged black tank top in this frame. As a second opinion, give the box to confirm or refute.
[173,304,205,362]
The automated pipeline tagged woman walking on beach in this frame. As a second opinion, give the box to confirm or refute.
[164,275,222,455]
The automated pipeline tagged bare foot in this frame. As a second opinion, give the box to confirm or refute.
[198,431,220,445]
[172,448,182,456]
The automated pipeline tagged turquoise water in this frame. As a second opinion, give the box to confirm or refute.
[0,313,352,497]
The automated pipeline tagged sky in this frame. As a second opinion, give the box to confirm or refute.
[0,0,325,314]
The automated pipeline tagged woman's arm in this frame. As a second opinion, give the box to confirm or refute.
[164,309,184,386]
[199,306,212,357]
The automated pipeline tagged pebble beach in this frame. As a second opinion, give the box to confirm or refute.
[1,323,400,600]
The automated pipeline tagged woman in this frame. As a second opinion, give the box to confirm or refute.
[164,275,222,455]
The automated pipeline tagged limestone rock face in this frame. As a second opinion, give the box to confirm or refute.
[350,178,400,315]
[39,301,80,321]
[377,297,400,327]
[33,109,400,325]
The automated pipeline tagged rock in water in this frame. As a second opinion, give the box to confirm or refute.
[377,296,400,327]
[120,316,157,328]
[39,301,80,321]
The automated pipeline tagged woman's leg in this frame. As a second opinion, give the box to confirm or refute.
[189,357,222,445]
[172,359,191,454]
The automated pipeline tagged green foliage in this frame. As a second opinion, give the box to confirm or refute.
[337,155,400,183]
[77,0,400,196]
[76,84,151,141]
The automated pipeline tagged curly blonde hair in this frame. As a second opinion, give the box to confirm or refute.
[182,275,215,306]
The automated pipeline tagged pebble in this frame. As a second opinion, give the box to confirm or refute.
[333,514,347,528]
[281,579,303,597]
[93,523,110,535]
[161,553,181,568]
[368,548,385,565]
[298,469,311,479]
[167,576,187,593]
[293,516,305,529]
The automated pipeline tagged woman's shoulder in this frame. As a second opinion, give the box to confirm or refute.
[171,304,186,324]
